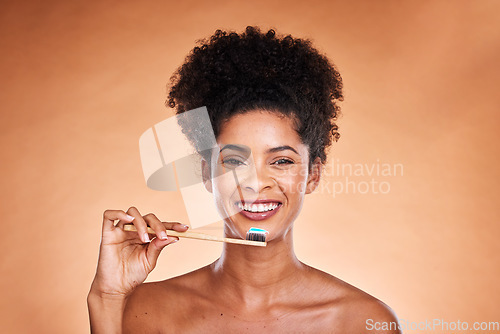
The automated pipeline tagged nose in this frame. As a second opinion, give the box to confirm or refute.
[236,163,275,194]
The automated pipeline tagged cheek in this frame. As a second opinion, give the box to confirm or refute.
[275,167,310,195]
[212,176,235,198]
[211,167,246,202]
[211,173,242,219]
[211,162,232,191]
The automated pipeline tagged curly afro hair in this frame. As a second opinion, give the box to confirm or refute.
[167,26,343,164]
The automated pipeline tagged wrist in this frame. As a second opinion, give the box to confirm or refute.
[88,278,131,300]
[88,286,128,334]
[88,287,128,305]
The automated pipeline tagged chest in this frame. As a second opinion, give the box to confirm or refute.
[165,307,343,334]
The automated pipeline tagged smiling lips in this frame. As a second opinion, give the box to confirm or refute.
[235,201,282,221]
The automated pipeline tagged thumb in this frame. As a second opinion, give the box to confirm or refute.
[146,237,178,269]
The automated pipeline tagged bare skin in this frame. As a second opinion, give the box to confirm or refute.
[89,111,401,333]
[123,244,399,333]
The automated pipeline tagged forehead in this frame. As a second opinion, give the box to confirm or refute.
[217,110,302,145]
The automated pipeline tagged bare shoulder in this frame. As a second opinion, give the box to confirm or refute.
[337,291,401,334]
[122,281,165,334]
[304,265,401,334]
[123,265,212,333]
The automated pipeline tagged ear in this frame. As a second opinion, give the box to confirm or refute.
[201,158,213,193]
[305,157,322,194]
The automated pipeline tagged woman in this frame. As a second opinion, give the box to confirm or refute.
[88,26,400,333]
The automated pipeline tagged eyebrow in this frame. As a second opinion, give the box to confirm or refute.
[219,144,248,153]
[219,144,299,155]
[267,145,299,155]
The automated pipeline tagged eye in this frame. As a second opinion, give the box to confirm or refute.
[222,157,247,168]
[272,158,294,166]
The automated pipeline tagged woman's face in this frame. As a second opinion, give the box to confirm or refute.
[205,110,321,242]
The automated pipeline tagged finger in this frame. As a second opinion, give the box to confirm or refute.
[162,222,190,232]
[124,207,150,243]
[142,213,170,241]
[146,236,179,267]
[102,209,135,232]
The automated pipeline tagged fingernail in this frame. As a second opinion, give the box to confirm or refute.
[159,231,168,240]
[171,238,179,243]
[126,215,135,221]
[181,224,189,229]
[143,233,150,243]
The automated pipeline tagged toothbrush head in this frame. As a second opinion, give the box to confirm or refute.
[245,227,269,242]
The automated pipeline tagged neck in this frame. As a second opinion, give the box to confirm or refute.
[210,227,306,309]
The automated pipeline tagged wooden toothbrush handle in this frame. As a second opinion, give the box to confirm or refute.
[123,224,266,247]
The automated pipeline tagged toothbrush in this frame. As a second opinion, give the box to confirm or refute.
[123,225,268,247]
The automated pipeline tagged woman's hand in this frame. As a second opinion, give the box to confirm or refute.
[89,207,189,298]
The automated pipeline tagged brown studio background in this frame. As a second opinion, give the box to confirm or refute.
[0,0,499,333]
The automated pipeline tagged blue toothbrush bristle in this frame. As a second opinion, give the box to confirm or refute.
[246,227,268,242]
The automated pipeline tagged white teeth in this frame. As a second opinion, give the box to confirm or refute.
[237,202,279,213]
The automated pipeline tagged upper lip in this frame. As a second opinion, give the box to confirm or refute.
[237,199,282,205]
